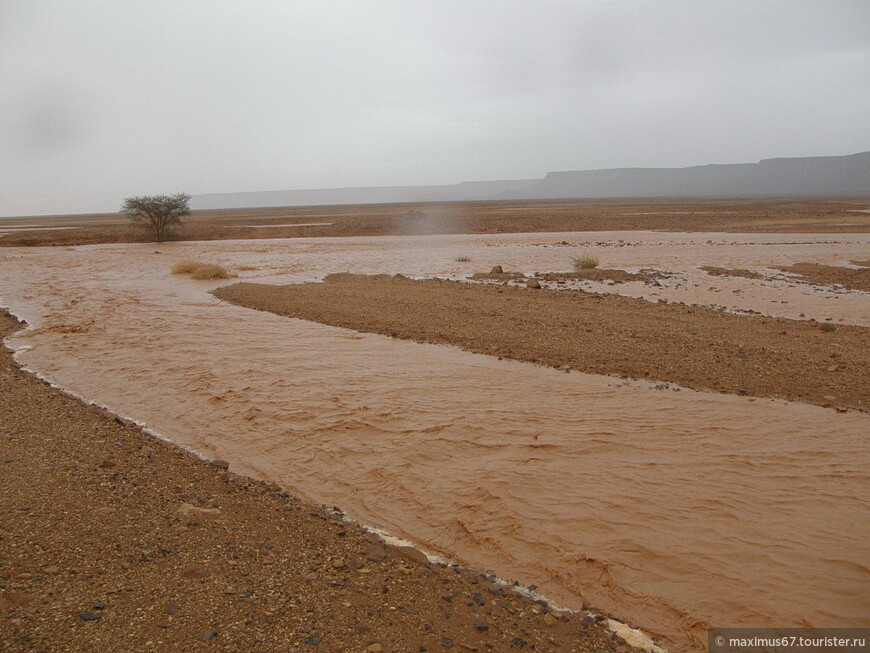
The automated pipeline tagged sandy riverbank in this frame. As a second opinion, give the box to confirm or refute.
[0,311,644,652]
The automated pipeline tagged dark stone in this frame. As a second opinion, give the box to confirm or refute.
[80,612,100,621]
[442,638,454,649]
[475,619,489,631]
[473,592,486,606]
[199,630,218,642]
[306,636,321,646]
[92,602,105,611]
[210,459,230,470]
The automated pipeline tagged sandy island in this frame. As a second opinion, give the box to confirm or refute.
[214,273,870,412]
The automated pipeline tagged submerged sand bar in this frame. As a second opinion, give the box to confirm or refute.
[1,231,868,650]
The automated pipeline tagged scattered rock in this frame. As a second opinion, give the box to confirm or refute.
[474,619,488,631]
[525,279,541,289]
[210,459,230,470]
[366,546,387,563]
[490,265,503,274]
[0,592,35,610]
[177,503,222,517]
[181,563,208,579]
[80,611,100,621]
[819,323,837,332]
[472,592,485,606]
[306,636,321,646]
[199,630,218,642]
[394,545,429,566]
[442,637,454,649]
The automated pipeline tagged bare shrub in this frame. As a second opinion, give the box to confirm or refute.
[190,264,231,280]
[171,261,232,280]
[172,260,201,274]
[571,254,600,269]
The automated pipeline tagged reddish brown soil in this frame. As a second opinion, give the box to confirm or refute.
[3,197,870,246]
[775,263,870,292]
[214,274,870,411]
[0,312,639,652]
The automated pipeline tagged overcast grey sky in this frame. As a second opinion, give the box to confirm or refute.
[1,1,869,216]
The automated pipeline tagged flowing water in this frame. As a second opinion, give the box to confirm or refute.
[1,231,868,650]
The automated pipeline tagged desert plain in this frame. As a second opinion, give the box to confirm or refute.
[1,198,868,652]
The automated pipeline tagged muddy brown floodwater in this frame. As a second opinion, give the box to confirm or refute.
[1,231,868,651]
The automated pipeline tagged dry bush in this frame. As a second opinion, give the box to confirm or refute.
[572,254,600,269]
[171,260,201,274]
[171,261,231,280]
[190,263,231,280]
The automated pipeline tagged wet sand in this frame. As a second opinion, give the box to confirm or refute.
[0,312,631,653]
[1,231,868,650]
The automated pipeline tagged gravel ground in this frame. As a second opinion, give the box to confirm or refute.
[214,273,870,412]
[0,312,644,652]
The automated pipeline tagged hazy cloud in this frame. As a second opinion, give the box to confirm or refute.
[1,0,869,216]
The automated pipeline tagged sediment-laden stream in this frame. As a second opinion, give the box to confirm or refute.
[1,231,868,650]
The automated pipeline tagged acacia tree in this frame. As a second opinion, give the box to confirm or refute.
[121,193,191,242]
